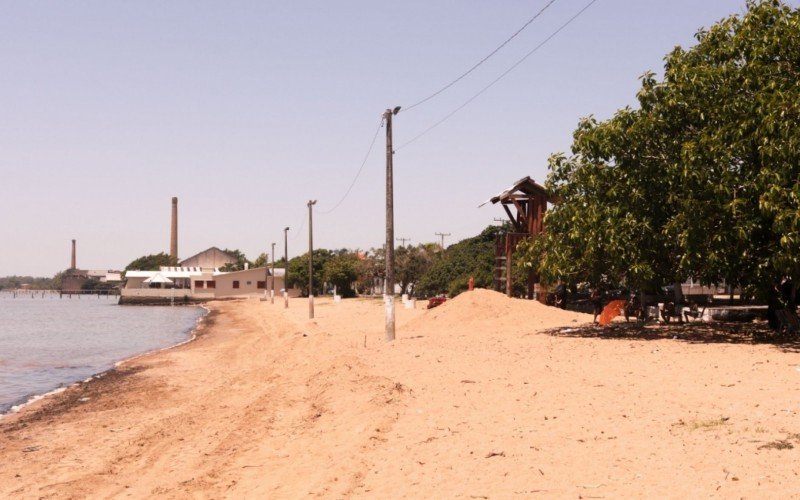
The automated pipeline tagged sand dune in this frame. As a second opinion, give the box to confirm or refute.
[1,290,799,498]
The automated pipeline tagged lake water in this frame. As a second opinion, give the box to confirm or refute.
[0,292,205,414]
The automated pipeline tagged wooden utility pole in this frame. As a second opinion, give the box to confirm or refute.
[284,226,290,308]
[307,200,317,319]
[384,106,400,342]
[435,232,451,250]
[270,242,276,304]
[396,237,411,247]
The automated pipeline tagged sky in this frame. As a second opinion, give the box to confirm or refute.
[2,0,796,277]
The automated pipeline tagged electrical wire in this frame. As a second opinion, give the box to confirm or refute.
[318,116,385,215]
[404,0,559,112]
[291,213,306,241]
[397,0,600,150]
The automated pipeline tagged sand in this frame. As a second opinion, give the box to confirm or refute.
[1,289,799,498]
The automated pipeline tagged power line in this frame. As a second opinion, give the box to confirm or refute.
[404,0,559,112]
[319,117,385,215]
[291,213,306,241]
[397,0,600,151]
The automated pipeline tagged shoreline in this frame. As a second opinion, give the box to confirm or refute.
[0,304,210,420]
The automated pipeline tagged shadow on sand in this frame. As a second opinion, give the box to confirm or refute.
[545,321,800,353]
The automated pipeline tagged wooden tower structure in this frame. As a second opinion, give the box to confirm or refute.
[480,176,554,298]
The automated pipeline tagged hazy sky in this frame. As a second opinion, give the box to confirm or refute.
[3,1,793,276]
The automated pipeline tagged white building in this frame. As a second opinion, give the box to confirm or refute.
[122,266,290,301]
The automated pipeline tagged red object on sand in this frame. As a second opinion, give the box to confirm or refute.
[427,297,447,309]
[599,299,626,326]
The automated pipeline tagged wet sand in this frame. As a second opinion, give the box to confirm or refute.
[1,289,799,498]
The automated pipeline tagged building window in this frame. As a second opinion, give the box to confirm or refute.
[194,280,204,289]
[233,281,240,289]
[257,281,266,289]
[206,281,216,289]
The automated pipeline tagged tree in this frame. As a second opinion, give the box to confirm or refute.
[354,248,384,295]
[0,275,56,290]
[124,253,172,274]
[81,279,117,291]
[660,0,800,301]
[395,244,436,296]
[323,252,359,297]
[219,249,252,272]
[518,106,682,297]
[519,0,800,310]
[417,226,514,297]
[286,249,332,296]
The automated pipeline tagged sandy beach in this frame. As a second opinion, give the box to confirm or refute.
[2,289,799,498]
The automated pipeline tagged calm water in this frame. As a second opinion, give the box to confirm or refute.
[0,292,205,414]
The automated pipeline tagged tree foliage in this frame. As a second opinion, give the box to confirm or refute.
[287,249,333,296]
[219,249,252,272]
[354,248,384,295]
[395,244,437,296]
[124,252,173,273]
[417,225,509,297]
[81,279,118,291]
[323,252,359,297]
[518,0,800,302]
[0,275,56,290]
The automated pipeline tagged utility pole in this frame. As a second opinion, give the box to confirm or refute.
[396,237,411,247]
[307,200,317,319]
[270,242,276,304]
[435,232,451,250]
[283,226,289,308]
[268,252,269,301]
[384,106,400,342]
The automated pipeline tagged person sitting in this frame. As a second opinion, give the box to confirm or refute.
[553,283,567,310]
[661,301,676,323]
[624,294,641,322]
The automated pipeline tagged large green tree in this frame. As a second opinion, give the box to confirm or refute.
[519,0,800,306]
[323,252,359,297]
[287,249,333,296]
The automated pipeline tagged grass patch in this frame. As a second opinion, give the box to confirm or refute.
[758,440,794,450]
[674,417,730,431]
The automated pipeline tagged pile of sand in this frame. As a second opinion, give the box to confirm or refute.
[408,288,591,335]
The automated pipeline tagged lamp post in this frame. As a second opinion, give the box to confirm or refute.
[384,106,400,342]
[307,200,317,319]
[270,242,276,304]
[284,226,289,308]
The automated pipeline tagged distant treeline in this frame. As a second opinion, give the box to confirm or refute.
[0,275,56,290]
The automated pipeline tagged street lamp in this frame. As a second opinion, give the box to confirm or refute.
[283,226,289,308]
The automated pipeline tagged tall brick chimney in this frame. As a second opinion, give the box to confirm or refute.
[170,197,178,264]
[71,239,76,269]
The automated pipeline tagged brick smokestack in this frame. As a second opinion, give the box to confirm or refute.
[71,239,76,269]
[170,197,178,264]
